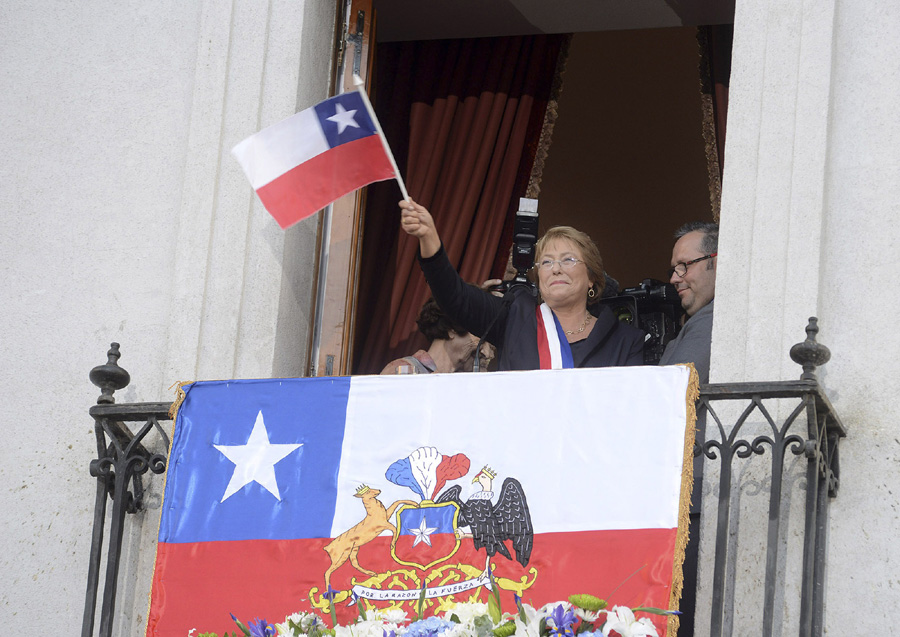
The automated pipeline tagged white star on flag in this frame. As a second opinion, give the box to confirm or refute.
[214,411,302,502]
[408,517,438,548]
[326,103,360,135]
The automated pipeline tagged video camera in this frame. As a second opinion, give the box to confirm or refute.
[492,198,538,295]
[599,278,683,364]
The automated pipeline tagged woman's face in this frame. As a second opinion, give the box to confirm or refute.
[446,332,482,372]
[536,237,593,310]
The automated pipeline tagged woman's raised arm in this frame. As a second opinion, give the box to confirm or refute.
[399,198,441,258]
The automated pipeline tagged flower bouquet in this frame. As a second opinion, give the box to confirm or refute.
[192,590,676,637]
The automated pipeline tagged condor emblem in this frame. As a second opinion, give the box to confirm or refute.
[313,445,536,611]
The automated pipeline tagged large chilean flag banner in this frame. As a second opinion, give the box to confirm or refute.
[146,366,697,636]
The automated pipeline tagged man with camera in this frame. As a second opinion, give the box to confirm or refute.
[659,221,718,384]
[658,221,717,637]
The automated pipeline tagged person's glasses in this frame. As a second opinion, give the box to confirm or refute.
[667,253,717,278]
[537,257,583,271]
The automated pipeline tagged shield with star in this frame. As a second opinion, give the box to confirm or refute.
[390,500,461,570]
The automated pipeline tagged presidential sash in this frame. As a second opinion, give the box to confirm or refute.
[535,303,574,369]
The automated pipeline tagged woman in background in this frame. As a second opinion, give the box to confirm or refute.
[380,297,493,374]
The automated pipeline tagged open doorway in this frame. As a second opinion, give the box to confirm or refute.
[537,28,716,288]
[350,22,729,375]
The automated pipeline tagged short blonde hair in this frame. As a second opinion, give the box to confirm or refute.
[533,226,605,304]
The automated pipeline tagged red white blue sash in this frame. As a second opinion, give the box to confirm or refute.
[535,303,575,369]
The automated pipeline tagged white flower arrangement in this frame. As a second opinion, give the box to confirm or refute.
[194,593,677,637]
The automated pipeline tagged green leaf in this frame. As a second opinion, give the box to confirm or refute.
[631,606,672,615]
[231,615,252,637]
[450,614,462,624]
[514,596,527,623]
[538,617,549,637]
[357,597,368,622]
[417,581,428,620]
[488,590,502,625]
[487,570,503,624]
[492,620,517,637]
[328,594,338,628]
[474,615,496,637]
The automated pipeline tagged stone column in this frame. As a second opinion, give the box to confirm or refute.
[164,0,336,385]
[700,0,900,633]
[132,1,337,632]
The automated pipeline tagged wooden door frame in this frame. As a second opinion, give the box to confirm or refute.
[307,0,376,376]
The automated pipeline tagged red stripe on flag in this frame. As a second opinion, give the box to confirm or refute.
[255,135,395,229]
[146,528,677,636]
[535,305,551,369]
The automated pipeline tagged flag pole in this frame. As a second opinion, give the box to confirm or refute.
[352,74,410,202]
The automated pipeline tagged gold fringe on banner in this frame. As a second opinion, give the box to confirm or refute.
[667,363,699,636]
[144,380,195,634]
[167,380,192,421]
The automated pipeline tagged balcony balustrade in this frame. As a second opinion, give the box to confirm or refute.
[81,318,844,637]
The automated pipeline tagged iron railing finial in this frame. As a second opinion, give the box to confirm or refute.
[790,317,831,381]
[89,343,131,404]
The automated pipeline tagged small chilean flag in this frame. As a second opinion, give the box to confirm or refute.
[232,90,397,229]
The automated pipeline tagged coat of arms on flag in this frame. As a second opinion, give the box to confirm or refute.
[145,366,697,636]
[390,497,464,571]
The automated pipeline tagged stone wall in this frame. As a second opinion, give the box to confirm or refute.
[0,0,336,631]
[700,0,900,632]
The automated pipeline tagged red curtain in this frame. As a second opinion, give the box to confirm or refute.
[353,35,564,374]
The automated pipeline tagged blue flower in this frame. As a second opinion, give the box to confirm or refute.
[548,604,577,637]
[248,617,277,637]
[404,616,455,637]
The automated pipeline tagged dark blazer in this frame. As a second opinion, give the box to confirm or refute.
[420,246,645,371]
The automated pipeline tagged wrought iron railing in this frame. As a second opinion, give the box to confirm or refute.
[82,344,172,637]
[82,318,844,637]
[697,318,845,637]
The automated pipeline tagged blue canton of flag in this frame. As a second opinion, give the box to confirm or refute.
[313,92,378,148]
[159,378,351,543]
